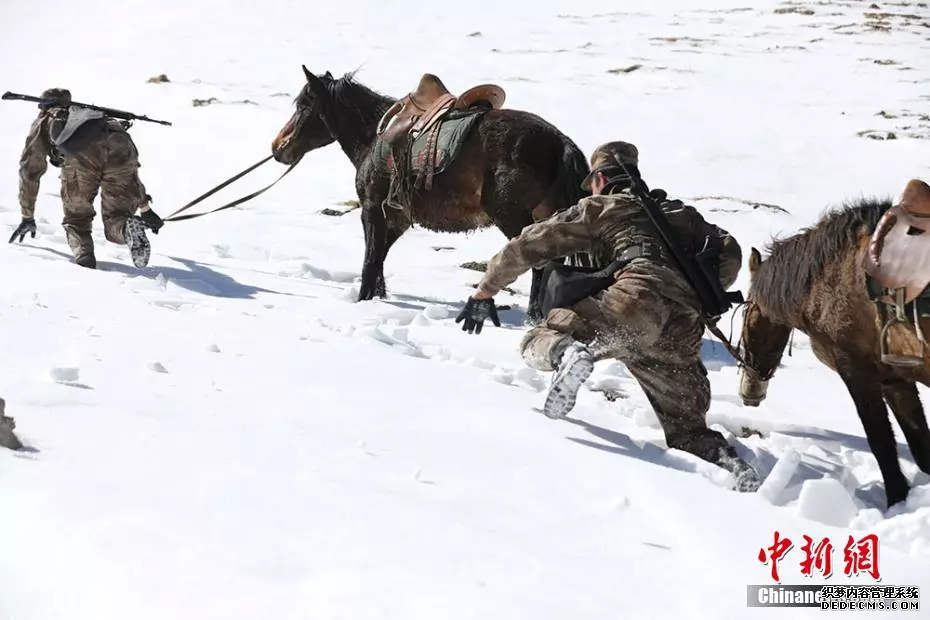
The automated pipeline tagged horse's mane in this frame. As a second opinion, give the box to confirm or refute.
[318,70,396,128]
[752,196,894,320]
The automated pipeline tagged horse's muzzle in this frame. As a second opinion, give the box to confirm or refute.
[271,137,298,165]
[739,370,769,407]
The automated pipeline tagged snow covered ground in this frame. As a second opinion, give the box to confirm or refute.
[2,0,930,617]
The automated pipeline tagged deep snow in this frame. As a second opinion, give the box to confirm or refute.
[1,0,930,618]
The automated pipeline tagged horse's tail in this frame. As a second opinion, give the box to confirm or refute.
[551,132,593,267]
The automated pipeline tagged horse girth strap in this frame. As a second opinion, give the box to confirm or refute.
[163,155,298,223]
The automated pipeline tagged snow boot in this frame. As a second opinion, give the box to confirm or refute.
[544,341,594,419]
[716,449,762,492]
[64,225,95,268]
[124,215,151,268]
[75,253,97,269]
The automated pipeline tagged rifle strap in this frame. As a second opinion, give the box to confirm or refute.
[163,155,298,223]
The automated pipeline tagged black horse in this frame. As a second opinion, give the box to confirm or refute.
[272,66,591,320]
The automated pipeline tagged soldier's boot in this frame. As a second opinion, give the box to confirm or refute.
[123,215,151,268]
[543,340,595,419]
[669,429,761,492]
[63,224,96,269]
[717,449,763,493]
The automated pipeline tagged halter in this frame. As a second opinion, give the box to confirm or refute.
[734,299,780,382]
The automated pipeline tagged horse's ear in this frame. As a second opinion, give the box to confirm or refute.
[749,247,762,276]
[302,64,326,94]
[303,64,324,85]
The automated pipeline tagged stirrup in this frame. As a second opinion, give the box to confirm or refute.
[880,287,925,367]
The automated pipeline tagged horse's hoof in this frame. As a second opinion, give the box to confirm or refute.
[886,486,910,509]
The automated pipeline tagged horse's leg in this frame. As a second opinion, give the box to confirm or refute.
[358,202,387,302]
[526,269,545,323]
[838,361,910,507]
[882,377,930,475]
[373,209,411,298]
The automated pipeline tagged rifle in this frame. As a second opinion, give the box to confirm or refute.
[1,91,172,126]
[614,156,744,320]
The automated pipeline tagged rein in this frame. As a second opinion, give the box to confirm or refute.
[705,316,757,374]
[163,155,299,223]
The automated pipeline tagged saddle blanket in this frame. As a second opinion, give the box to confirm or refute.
[372,109,485,176]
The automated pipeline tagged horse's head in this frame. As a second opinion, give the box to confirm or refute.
[272,65,338,165]
[738,247,793,407]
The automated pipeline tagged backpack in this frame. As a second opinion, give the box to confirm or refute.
[653,189,740,289]
[47,105,108,157]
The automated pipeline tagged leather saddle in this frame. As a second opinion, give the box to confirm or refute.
[377,73,505,145]
[863,179,930,303]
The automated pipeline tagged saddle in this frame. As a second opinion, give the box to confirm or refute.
[864,179,930,303]
[376,73,505,146]
[376,74,505,205]
[863,178,930,366]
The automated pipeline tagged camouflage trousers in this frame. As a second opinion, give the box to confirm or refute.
[521,264,738,465]
[59,129,150,259]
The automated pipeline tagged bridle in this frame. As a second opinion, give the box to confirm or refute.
[734,299,780,382]
[276,104,314,154]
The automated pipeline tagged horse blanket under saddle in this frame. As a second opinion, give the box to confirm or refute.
[372,108,484,180]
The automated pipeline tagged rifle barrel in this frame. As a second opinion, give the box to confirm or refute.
[1,91,172,126]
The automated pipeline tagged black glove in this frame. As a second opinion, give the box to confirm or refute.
[455,296,501,335]
[8,217,36,244]
[140,209,164,234]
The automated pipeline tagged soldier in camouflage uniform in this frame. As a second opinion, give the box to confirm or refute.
[456,141,759,491]
[8,88,164,269]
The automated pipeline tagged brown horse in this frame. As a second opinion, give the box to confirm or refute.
[271,67,591,320]
[737,189,930,509]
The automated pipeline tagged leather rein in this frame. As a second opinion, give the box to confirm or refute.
[162,155,299,223]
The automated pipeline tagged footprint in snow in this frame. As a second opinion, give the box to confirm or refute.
[413,467,434,485]
[212,244,232,259]
[490,367,514,385]
[147,361,168,374]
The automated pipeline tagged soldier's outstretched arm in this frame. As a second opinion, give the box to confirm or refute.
[17,115,50,221]
[475,201,598,298]
[10,115,49,243]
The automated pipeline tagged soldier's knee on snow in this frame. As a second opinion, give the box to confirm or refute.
[545,308,586,333]
[103,226,122,244]
[519,330,571,372]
